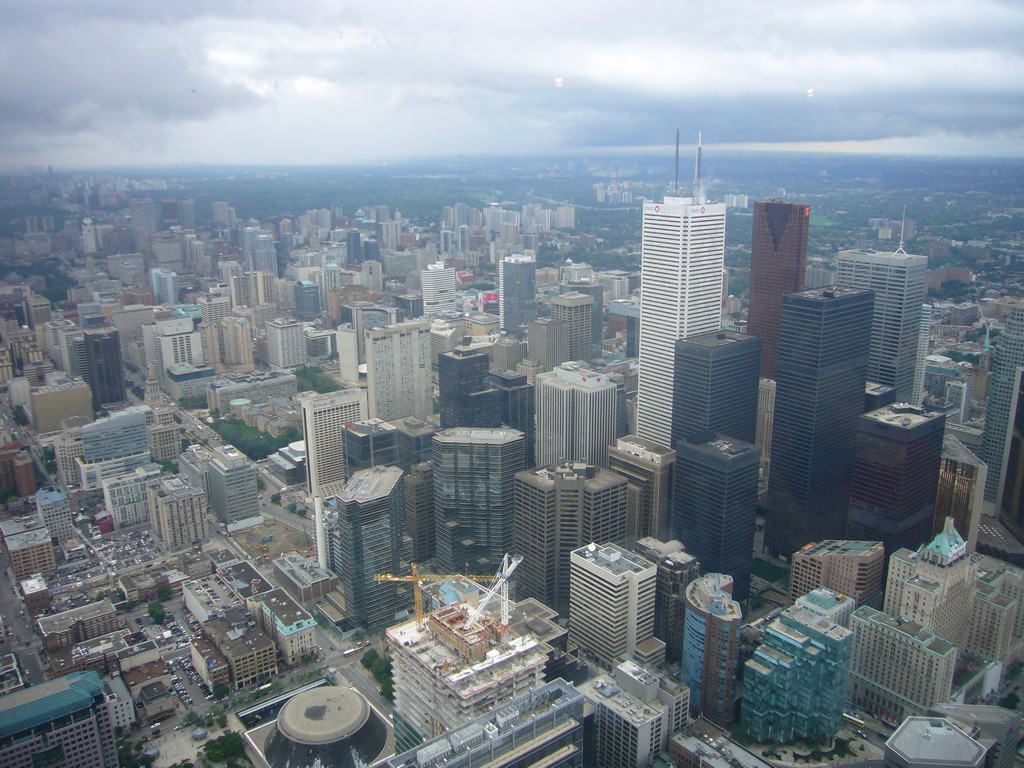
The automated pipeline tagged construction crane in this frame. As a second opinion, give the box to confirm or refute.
[462,553,523,633]
[374,563,496,626]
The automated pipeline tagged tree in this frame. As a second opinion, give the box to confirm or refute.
[147,601,166,624]
[256,475,265,491]
[999,692,1020,710]
[270,493,281,505]
[213,682,230,700]
[156,584,173,601]
[203,732,246,763]
[287,503,297,513]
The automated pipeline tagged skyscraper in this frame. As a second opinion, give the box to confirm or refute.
[82,327,126,408]
[632,537,699,664]
[346,228,363,265]
[146,475,208,550]
[433,427,525,573]
[637,196,726,446]
[608,436,676,543]
[498,254,536,336]
[569,542,665,668]
[836,248,928,403]
[846,403,945,556]
[265,318,305,369]
[489,369,536,467]
[682,574,742,727]
[981,305,1024,507]
[150,267,179,306]
[674,433,760,601]
[365,320,432,422]
[438,347,500,429]
[343,419,399,478]
[527,317,570,372]
[672,330,760,447]
[763,286,874,557]
[560,281,605,358]
[515,463,628,615]
[551,291,594,363]
[535,362,619,468]
[325,465,408,631]
[747,200,810,380]
[421,262,456,318]
[934,436,986,553]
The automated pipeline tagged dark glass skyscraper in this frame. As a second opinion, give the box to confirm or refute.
[747,201,810,380]
[498,254,536,337]
[674,432,760,601]
[846,404,945,556]
[438,347,500,429]
[763,286,874,557]
[346,228,363,265]
[294,280,321,320]
[82,327,126,408]
[672,330,760,447]
[488,369,536,467]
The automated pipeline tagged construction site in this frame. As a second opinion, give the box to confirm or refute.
[229,520,312,562]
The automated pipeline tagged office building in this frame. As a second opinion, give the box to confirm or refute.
[293,280,320,320]
[253,588,317,666]
[673,330,760,447]
[433,428,525,573]
[609,436,676,543]
[763,286,874,556]
[637,196,727,446]
[265,318,305,369]
[498,254,537,336]
[300,389,369,567]
[551,291,594,362]
[755,377,776,489]
[150,267,179,306]
[27,378,92,433]
[324,465,408,631]
[682,574,742,727]
[387,601,548,749]
[230,270,276,309]
[747,200,810,380]
[536,362,619,468]
[935,436,986,553]
[207,445,259,525]
[207,370,297,412]
[1,519,56,580]
[35,486,75,544]
[404,462,434,562]
[390,416,437,471]
[342,419,398,477]
[794,587,856,627]
[996,366,1024,532]
[271,553,338,606]
[143,317,205,385]
[632,537,700,664]
[384,679,585,768]
[146,475,208,550]
[561,280,605,357]
[848,606,957,721]
[0,671,121,768]
[580,661,690,768]
[492,336,528,371]
[365,320,432,422]
[674,433,760,601]
[37,599,120,652]
[515,463,627,615]
[569,542,665,668]
[836,248,928,403]
[488,369,536,467]
[742,606,852,744]
[789,539,885,607]
[885,717,987,768]
[438,347,500,429]
[527,317,570,373]
[82,327,126,407]
[421,262,456,318]
[75,406,153,490]
[846,404,945,556]
[102,464,162,529]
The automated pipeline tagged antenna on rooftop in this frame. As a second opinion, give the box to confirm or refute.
[694,131,703,203]
[673,129,680,196]
[895,205,907,255]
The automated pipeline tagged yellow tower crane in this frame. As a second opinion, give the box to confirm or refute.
[374,563,496,626]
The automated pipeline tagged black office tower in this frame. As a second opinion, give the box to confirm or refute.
[672,331,760,447]
[846,404,945,556]
[674,432,760,602]
[346,228,363,265]
[763,286,874,557]
[343,419,399,478]
[82,328,126,408]
[488,369,536,467]
[438,347,500,429]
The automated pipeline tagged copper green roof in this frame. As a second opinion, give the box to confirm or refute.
[923,517,967,559]
[0,671,103,739]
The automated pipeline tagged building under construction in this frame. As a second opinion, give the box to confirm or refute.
[387,601,549,750]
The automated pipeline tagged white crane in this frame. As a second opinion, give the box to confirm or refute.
[461,553,523,633]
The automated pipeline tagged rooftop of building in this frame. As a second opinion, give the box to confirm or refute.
[0,670,104,739]
[37,599,116,635]
[941,435,985,466]
[922,517,969,562]
[687,575,743,621]
[929,703,1024,730]
[795,540,883,558]
[791,284,874,301]
[204,617,275,658]
[21,574,48,594]
[151,475,204,500]
[681,330,757,349]
[611,435,676,461]
[572,542,653,577]
[184,574,243,613]
[542,361,616,389]
[259,588,313,628]
[273,553,335,587]
[35,486,67,506]
[0,516,46,539]
[774,606,851,643]
[670,730,775,768]
[433,427,523,445]
[579,675,667,725]
[277,686,369,744]
[865,381,897,396]
[634,538,697,570]
[863,403,944,429]
[385,604,548,699]
[335,465,404,502]
[680,433,757,460]
[31,378,90,394]
[219,560,273,599]
[839,247,928,263]
[388,416,436,437]
[852,607,956,655]
[5,526,52,551]
[210,370,297,387]
[797,587,855,611]
[887,717,985,767]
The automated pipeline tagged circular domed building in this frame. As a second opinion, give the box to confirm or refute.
[261,687,390,768]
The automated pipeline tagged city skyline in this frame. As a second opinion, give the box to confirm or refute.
[2,1,1023,169]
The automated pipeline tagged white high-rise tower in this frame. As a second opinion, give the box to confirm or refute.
[636,196,726,445]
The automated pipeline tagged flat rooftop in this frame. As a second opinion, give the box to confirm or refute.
[853,607,956,656]
[572,543,652,577]
[274,553,334,587]
[336,465,403,502]
[6,527,53,551]
[863,403,943,429]
[887,718,985,767]
[682,330,757,349]
[796,540,883,557]
[0,671,104,740]
[259,588,313,628]
[38,599,116,635]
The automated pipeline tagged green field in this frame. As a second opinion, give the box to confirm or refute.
[809,214,837,226]
[751,558,790,583]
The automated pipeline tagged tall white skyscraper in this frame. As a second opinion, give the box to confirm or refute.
[299,389,369,567]
[150,268,179,306]
[365,320,432,421]
[637,197,726,446]
[836,248,928,403]
[536,362,620,468]
[421,261,457,318]
[265,318,305,369]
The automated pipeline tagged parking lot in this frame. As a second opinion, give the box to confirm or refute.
[91,529,164,569]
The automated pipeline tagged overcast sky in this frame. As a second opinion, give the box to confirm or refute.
[2,0,1022,168]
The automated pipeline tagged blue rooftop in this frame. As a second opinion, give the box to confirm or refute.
[0,671,103,739]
